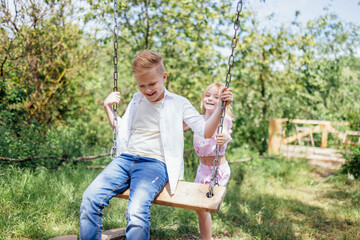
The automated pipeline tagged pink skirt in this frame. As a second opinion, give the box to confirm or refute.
[194,161,231,187]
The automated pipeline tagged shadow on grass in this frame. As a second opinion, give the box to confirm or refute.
[149,205,199,239]
[214,165,359,240]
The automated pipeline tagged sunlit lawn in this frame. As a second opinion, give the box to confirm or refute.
[1,152,359,239]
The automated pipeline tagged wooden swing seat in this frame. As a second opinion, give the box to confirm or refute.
[115,181,226,213]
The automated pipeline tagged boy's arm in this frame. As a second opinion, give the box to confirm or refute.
[204,87,233,138]
[104,92,122,130]
[183,121,190,131]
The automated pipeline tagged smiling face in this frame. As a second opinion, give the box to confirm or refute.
[202,85,220,114]
[135,68,167,102]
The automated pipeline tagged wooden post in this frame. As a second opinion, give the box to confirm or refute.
[320,124,328,149]
[268,118,282,154]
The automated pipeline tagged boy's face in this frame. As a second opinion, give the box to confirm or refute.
[135,69,167,102]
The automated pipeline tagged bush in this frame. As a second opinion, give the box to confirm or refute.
[341,146,360,179]
[0,122,109,169]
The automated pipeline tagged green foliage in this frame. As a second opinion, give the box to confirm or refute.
[1,0,360,160]
[1,0,100,129]
[341,147,360,179]
[227,12,360,153]
[83,0,236,104]
[0,122,109,169]
[0,123,46,165]
[347,109,360,130]
[1,2,360,238]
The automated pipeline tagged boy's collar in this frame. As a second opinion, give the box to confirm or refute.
[134,87,173,101]
[164,88,174,99]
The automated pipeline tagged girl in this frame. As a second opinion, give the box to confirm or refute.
[193,83,233,240]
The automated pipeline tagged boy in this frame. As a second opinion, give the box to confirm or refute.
[80,50,233,240]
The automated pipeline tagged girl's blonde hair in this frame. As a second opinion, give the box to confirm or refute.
[132,50,166,77]
[200,83,235,120]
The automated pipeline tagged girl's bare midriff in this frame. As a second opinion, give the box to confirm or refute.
[200,155,227,166]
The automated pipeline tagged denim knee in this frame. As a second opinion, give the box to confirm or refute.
[81,188,96,211]
[126,206,150,239]
[126,222,149,240]
[80,190,103,240]
[80,187,106,220]
[127,199,150,224]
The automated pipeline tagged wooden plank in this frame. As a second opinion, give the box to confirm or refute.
[320,124,328,149]
[281,151,345,164]
[327,125,348,141]
[279,119,350,126]
[344,130,360,145]
[268,119,282,154]
[280,145,345,155]
[282,125,321,145]
[280,145,346,167]
[344,131,360,136]
[87,165,106,169]
[327,127,360,145]
[305,154,345,164]
[115,181,226,214]
[49,236,77,240]
[102,228,126,240]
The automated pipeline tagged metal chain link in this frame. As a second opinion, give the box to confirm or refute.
[207,0,243,198]
[110,0,119,159]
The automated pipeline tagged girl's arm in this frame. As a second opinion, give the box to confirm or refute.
[104,92,122,130]
[204,87,233,138]
[215,119,231,145]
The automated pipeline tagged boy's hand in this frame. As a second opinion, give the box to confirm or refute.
[104,92,121,108]
[220,87,233,104]
[182,121,190,131]
[216,133,229,146]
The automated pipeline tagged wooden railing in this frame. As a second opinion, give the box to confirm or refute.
[268,118,356,154]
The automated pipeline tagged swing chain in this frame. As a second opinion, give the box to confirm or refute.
[207,0,243,198]
[110,0,119,159]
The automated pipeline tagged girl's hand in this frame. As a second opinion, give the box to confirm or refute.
[216,133,229,146]
[104,92,121,108]
[220,87,233,104]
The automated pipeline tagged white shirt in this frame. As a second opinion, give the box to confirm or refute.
[116,88,205,194]
[126,97,165,162]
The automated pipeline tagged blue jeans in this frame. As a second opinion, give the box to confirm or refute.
[80,153,168,240]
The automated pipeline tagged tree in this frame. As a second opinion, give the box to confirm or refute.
[83,0,240,105]
[0,0,97,127]
[228,9,360,153]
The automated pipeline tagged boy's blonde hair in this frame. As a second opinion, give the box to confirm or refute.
[132,50,166,77]
[201,83,234,120]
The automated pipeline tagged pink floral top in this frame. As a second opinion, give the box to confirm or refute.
[193,116,233,157]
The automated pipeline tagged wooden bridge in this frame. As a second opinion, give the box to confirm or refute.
[268,119,360,169]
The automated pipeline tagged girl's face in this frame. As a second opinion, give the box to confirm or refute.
[203,86,220,113]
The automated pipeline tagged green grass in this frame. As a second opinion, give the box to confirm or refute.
[1,153,360,239]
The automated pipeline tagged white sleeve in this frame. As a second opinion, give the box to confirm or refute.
[182,97,205,138]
